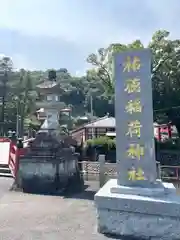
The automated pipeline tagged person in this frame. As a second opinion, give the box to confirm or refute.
[17,138,23,149]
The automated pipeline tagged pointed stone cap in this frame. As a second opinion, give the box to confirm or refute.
[39,119,59,131]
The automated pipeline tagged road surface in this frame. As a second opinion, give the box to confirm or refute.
[0,179,130,240]
[0,177,13,198]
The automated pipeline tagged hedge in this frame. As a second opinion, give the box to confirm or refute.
[86,136,116,150]
[86,137,180,151]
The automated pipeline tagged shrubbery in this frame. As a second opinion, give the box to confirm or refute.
[86,136,180,151]
[85,136,116,162]
[86,136,116,150]
[155,138,180,151]
[84,136,180,163]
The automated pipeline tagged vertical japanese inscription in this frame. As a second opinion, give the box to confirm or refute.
[123,56,145,181]
[115,49,157,186]
[123,56,141,72]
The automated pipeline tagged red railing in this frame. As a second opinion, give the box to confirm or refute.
[8,142,17,178]
[8,138,34,178]
[160,165,180,181]
[6,136,180,182]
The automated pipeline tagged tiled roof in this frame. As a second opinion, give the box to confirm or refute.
[85,116,115,128]
[37,81,58,89]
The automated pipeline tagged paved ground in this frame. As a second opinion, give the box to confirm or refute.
[2,178,177,239]
[0,177,13,198]
[0,179,126,240]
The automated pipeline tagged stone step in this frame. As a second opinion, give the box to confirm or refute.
[0,167,11,173]
[0,164,10,168]
[0,172,13,178]
[0,165,12,178]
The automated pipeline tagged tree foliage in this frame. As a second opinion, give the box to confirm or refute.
[87,30,180,134]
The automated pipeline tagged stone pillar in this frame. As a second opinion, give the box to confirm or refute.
[40,95,59,131]
[114,49,157,188]
[41,109,59,130]
[95,49,180,239]
[98,154,105,188]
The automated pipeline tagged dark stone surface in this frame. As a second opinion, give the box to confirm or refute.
[18,131,84,193]
[22,131,69,158]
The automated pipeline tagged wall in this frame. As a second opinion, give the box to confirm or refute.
[80,161,180,182]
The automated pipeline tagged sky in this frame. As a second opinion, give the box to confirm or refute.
[0,0,180,75]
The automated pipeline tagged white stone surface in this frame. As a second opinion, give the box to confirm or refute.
[97,208,180,239]
[38,88,64,131]
[110,179,176,196]
[40,109,59,131]
[95,179,180,239]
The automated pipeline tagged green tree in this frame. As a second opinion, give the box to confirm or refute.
[87,40,144,99]
[87,48,114,98]
[0,55,13,135]
[0,55,13,72]
[150,30,180,131]
[17,70,36,137]
[87,30,180,135]
[10,69,37,137]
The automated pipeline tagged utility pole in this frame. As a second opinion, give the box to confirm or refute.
[0,71,8,136]
[16,102,19,138]
[90,95,95,138]
[90,95,93,117]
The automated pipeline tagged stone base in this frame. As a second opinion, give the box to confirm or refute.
[95,179,180,240]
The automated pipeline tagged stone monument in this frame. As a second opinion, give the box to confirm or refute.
[95,49,180,239]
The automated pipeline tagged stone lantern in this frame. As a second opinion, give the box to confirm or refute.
[36,71,65,131]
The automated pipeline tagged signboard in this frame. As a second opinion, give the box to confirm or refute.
[114,49,157,187]
[0,138,11,165]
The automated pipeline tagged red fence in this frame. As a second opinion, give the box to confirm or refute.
[8,138,32,178]
[5,136,180,182]
[160,165,180,181]
[9,143,19,178]
[0,138,11,165]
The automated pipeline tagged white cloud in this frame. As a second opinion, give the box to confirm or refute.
[0,0,180,72]
[75,68,87,77]
[0,0,137,44]
[1,0,179,47]
[11,53,35,70]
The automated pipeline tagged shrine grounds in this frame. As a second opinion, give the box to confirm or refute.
[0,178,124,240]
[1,177,180,240]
